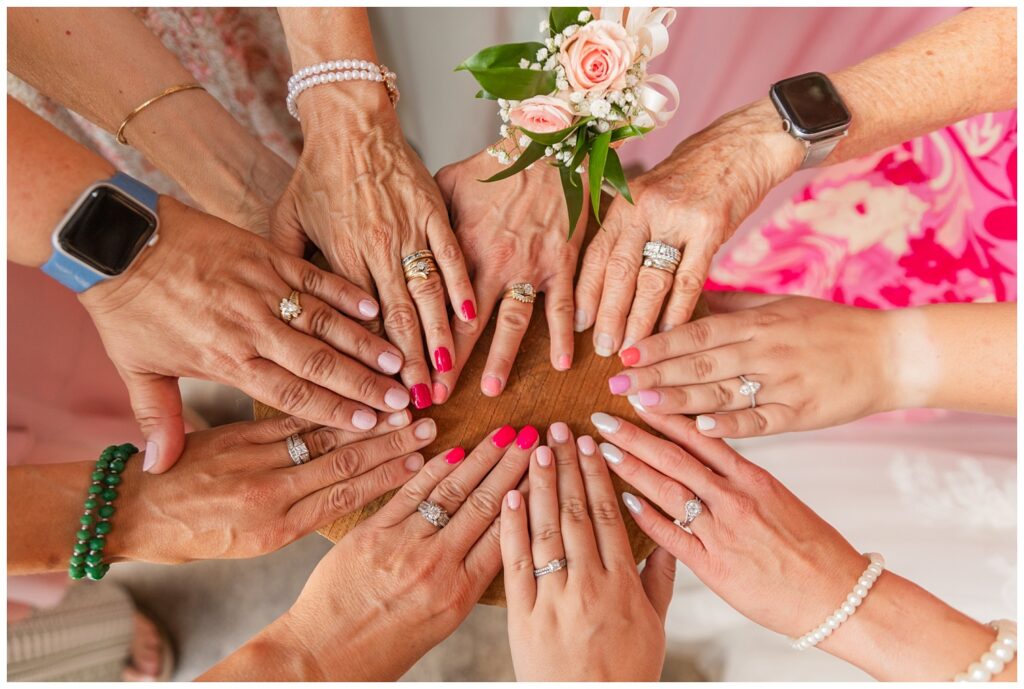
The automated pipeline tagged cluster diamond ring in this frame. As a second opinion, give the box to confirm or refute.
[534,557,567,578]
[417,500,450,529]
[504,282,537,304]
[279,290,302,323]
[642,241,682,273]
[738,375,761,408]
[286,434,311,465]
[674,497,703,530]
[402,250,437,282]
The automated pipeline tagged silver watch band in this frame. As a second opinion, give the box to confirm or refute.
[800,134,845,170]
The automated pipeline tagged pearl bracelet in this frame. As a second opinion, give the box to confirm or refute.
[791,552,885,651]
[286,59,399,120]
[954,619,1017,682]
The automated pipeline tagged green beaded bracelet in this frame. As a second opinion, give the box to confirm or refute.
[68,443,138,581]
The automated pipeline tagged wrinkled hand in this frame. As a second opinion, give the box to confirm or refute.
[500,423,673,681]
[80,198,414,473]
[575,100,803,356]
[431,150,587,401]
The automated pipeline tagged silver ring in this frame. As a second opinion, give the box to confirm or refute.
[417,500,450,529]
[673,497,703,530]
[738,375,761,408]
[642,241,681,271]
[533,558,567,578]
[286,434,311,465]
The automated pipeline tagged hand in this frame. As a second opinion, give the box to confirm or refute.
[80,198,414,473]
[431,150,586,401]
[574,99,803,356]
[272,89,475,409]
[610,291,898,438]
[500,423,674,681]
[110,410,434,563]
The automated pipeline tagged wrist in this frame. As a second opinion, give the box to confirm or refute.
[721,97,804,187]
[295,81,397,141]
[882,307,937,411]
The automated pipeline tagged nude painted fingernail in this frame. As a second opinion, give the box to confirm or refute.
[378,351,402,374]
[461,300,477,321]
[142,440,158,472]
[627,394,647,412]
[599,442,623,464]
[556,353,572,371]
[622,492,643,514]
[638,389,661,406]
[493,425,516,448]
[535,445,553,467]
[384,388,410,410]
[387,411,410,427]
[410,384,431,410]
[574,309,588,332]
[516,425,539,449]
[591,412,620,434]
[595,333,615,357]
[577,435,597,456]
[414,419,436,440]
[432,381,449,404]
[481,374,503,397]
[352,409,377,430]
[696,415,716,431]
[434,347,453,373]
[608,374,631,395]
[404,454,424,471]
[620,347,640,367]
[359,299,379,318]
[550,421,569,443]
[445,447,466,464]
[506,489,522,510]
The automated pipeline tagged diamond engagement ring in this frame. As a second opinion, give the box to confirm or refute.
[279,290,302,323]
[534,558,567,578]
[673,497,703,530]
[402,250,438,282]
[642,241,682,273]
[738,375,761,408]
[504,282,537,304]
[286,434,311,465]
[417,500,450,529]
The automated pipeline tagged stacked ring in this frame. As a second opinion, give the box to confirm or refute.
[503,282,537,304]
[417,499,450,528]
[402,250,438,282]
[642,241,682,273]
[534,557,567,578]
[286,434,311,465]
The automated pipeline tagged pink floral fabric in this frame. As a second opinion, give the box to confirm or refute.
[708,109,1017,307]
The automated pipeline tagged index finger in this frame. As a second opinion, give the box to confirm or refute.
[620,310,752,368]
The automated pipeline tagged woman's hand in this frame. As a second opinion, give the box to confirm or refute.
[609,291,898,437]
[500,423,674,681]
[272,88,475,410]
[110,410,434,564]
[80,198,414,473]
[431,151,587,402]
[574,100,803,356]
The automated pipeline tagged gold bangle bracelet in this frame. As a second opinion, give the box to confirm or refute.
[115,83,206,146]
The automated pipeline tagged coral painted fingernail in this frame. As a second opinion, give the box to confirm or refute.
[638,389,661,406]
[352,409,377,430]
[591,412,620,434]
[461,300,477,321]
[445,447,466,464]
[410,383,431,410]
[358,299,379,318]
[556,353,572,371]
[493,425,516,448]
[577,435,597,456]
[414,419,436,440]
[623,492,643,514]
[516,425,539,449]
[620,347,640,367]
[482,374,503,397]
[432,381,449,404]
[595,333,615,357]
[535,445,553,467]
[506,490,522,510]
[434,347,453,373]
[378,351,402,374]
[405,454,424,471]
[550,421,569,443]
[385,388,410,410]
[143,440,158,472]
[608,375,631,395]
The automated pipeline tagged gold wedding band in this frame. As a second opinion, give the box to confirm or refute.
[503,282,537,304]
[402,250,438,282]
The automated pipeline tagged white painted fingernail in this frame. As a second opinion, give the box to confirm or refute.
[594,333,615,357]
[388,411,410,427]
[414,419,436,440]
[352,409,377,430]
[359,299,380,318]
[627,394,647,412]
[599,442,623,464]
[384,388,410,410]
[574,309,588,332]
[623,492,643,514]
[696,415,716,431]
[591,412,620,434]
[378,351,402,374]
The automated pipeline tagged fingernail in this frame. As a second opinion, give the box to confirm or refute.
[660,322,674,333]
[577,435,597,456]
[385,388,411,410]
[516,425,539,449]
[461,300,477,321]
[445,447,466,464]
[404,454,424,471]
[492,424,517,448]
[359,299,379,318]
[556,353,572,371]
[608,374,631,395]
[352,409,377,430]
[506,489,522,510]
[622,492,643,514]
[550,421,569,443]
[414,419,436,440]
[574,309,588,332]
[599,442,623,464]
[432,381,449,404]
[410,384,431,410]
[434,347,453,373]
[388,411,410,427]
[696,415,716,431]
[142,440,158,472]
[595,333,615,357]
[378,351,402,374]
[620,346,640,367]
[638,389,661,406]
[535,445,553,467]
[591,412,621,434]
[481,374,503,397]
[627,394,647,412]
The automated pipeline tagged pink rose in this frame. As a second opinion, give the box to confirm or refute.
[508,95,575,133]
[559,19,636,94]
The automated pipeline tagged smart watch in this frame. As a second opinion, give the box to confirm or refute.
[769,72,852,170]
[41,172,160,292]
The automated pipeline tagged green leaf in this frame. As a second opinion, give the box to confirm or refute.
[569,129,589,171]
[587,130,612,221]
[456,42,556,100]
[481,141,548,183]
[475,89,498,100]
[549,7,588,35]
[521,117,592,146]
[456,42,546,71]
[603,148,633,204]
[610,124,654,143]
[559,164,586,239]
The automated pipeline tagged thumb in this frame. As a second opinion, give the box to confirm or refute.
[268,192,309,258]
[702,289,786,314]
[123,371,186,474]
[640,547,677,623]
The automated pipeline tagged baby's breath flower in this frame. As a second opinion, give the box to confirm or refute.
[566,134,577,147]
[519,134,531,147]
[539,19,549,33]
[556,78,569,91]
[518,58,530,69]
[545,146,554,157]
[641,45,652,57]
[569,91,584,104]
[530,62,541,71]
[545,37,555,51]
[536,47,548,61]
[596,120,610,133]
[499,109,510,122]
[575,164,585,174]
[497,151,511,164]
[563,24,577,37]
[553,33,564,47]
[625,75,638,87]
[497,98,508,108]
[578,10,591,22]
[499,124,509,138]
[589,98,611,119]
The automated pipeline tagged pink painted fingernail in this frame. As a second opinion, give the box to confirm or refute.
[620,347,640,367]
[577,435,597,456]
[516,425,539,449]
[352,409,377,430]
[142,440,158,472]
[434,347,453,373]
[445,447,466,464]
[550,421,569,443]
[404,454,424,471]
[535,445,553,467]
[481,374,503,397]
[608,374,631,394]
[358,299,379,318]
[506,489,522,510]
[461,300,477,321]
[385,388,410,410]
[378,351,402,374]
[414,419,436,440]
[638,389,661,406]
[556,353,572,371]
[410,383,431,410]
[493,425,517,448]
[432,381,449,404]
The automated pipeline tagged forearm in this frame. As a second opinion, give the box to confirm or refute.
[199,613,329,681]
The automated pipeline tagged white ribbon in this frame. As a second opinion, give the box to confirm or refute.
[639,73,679,125]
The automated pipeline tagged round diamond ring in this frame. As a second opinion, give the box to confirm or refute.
[417,500,450,529]
[674,497,703,530]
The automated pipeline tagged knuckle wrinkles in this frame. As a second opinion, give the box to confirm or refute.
[497,308,531,332]
[300,267,323,294]
[331,447,363,479]
[353,371,381,403]
[434,478,469,507]
[508,555,535,573]
[657,479,687,507]
[383,303,417,333]
[302,348,337,381]
[688,319,713,348]
[278,378,316,414]
[467,489,500,517]
[713,382,733,408]
[691,354,716,381]
[411,276,445,301]
[590,499,622,524]
[308,306,334,341]
[749,409,769,433]
[636,270,668,297]
[532,523,562,544]
[310,430,338,456]
[327,483,358,514]
[560,496,588,523]
[606,255,636,282]
[674,270,704,296]
[436,242,463,265]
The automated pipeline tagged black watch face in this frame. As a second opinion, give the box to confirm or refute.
[772,72,851,136]
[57,186,157,276]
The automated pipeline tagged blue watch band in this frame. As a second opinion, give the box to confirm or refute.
[41,173,159,292]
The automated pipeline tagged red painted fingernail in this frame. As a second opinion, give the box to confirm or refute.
[620,347,640,367]
[445,447,466,464]
[434,347,453,373]
[492,425,516,448]
[461,300,477,321]
[410,383,432,410]
[516,425,539,449]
